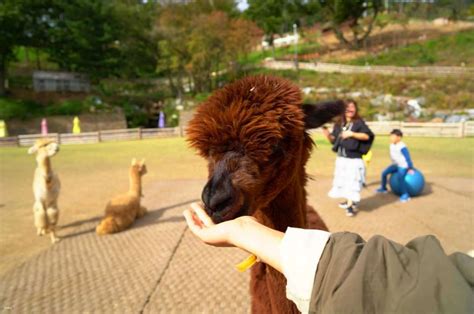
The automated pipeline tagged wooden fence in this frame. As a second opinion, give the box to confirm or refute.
[263,60,474,77]
[309,121,474,138]
[1,122,473,148]
[0,127,181,147]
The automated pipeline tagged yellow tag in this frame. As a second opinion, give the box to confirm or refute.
[235,254,258,272]
[362,150,373,163]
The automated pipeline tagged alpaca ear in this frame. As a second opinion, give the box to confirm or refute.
[28,146,37,155]
[303,100,346,129]
[139,158,146,166]
[131,158,137,166]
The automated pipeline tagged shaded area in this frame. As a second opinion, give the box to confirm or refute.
[134,199,199,230]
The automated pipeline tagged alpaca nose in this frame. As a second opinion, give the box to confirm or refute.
[202,174,234,213]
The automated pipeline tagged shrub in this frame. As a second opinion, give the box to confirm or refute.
[45,100,86,116]
[0,98,43,120]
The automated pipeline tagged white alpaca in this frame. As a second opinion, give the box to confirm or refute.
[28,138,61,243]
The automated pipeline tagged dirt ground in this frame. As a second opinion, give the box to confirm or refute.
[0,137,473,277]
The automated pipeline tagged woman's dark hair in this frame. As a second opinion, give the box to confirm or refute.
[336,99,362,125]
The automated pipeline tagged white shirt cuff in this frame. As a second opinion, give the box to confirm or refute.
[280,227,331,313]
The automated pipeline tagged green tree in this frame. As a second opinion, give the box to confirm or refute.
[46,1,123,80]
[19,0,62,69]
[155,4,194,96]
[22,0,158,81]
[319,0,384,49]
[0,0,24,95]
[245,0,300,51]
[156,2,259,95]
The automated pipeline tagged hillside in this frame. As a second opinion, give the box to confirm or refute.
[247,20,474,67]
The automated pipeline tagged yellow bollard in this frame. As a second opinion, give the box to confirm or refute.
[72,116,81,134]
[0,120,7,137]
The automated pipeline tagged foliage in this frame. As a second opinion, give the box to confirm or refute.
[0,0,24,95]
[0,98,43,120]
[3,0,159,89]
[318,0,384,49]
[156,4,261,95]
[121,101,149,128]
[44,0,158,81]
[44,100,87,116]
[245,0,298,46]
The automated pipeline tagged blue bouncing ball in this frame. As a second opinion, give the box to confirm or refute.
[389,169,425,197]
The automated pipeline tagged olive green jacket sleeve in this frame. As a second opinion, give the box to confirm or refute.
[309,232,474,314]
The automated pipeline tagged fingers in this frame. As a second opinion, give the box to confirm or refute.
[191,202,214,227]
[183,204,232,247]
[183,209,205,236]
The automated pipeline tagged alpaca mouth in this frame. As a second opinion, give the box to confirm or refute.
[205,197,249,223]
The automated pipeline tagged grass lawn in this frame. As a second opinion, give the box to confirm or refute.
[1,135,472,196]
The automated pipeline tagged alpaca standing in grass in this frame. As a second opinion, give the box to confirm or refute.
[28,138,61,243]
[96,159,148,235]
[187,75,344,313]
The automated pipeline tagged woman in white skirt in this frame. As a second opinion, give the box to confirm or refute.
[322,100,374,216]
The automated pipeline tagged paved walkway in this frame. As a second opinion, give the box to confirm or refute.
[0,177,472,313]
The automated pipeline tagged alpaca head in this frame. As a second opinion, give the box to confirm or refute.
[187,75,344,223]
[28,138,60,161]
[130,158,147,177]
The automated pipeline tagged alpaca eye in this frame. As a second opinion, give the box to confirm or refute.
[271,144,282,156]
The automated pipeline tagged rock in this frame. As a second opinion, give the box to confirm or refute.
[302,87,315,95]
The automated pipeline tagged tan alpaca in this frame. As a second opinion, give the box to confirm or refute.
[96,158,147,235]
[28,138,61,243]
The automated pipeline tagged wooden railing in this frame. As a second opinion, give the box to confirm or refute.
[0,127,181,147]
[1,122,472,148]
[309,121,474,138]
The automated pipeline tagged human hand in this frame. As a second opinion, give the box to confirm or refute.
[408,169,415,175]
[184,203,284,273]
[183,202,258,247]
[322,127,330,137]
[341,130,353,139]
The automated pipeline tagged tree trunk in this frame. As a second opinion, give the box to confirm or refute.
[332,25,352,49]
[35,48,41,70]
[25,47,30,66]
[0,56,6,96]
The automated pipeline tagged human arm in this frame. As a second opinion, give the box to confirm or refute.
[401,147,414,169]
[340,130,369,141]
[184,204,474,314]
[322,127,336,143]
[184,203,331,313]
[341,120,373,141]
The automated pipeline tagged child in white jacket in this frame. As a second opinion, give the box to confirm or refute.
[376,129,414,202]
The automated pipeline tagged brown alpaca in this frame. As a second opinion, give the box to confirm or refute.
[96,159,148,235]
[28,138,61,243]
[187,75,344,313]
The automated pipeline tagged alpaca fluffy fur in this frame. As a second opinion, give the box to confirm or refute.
[187,75,343,313]
[28,138,61,243]
[96,158,147,235]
